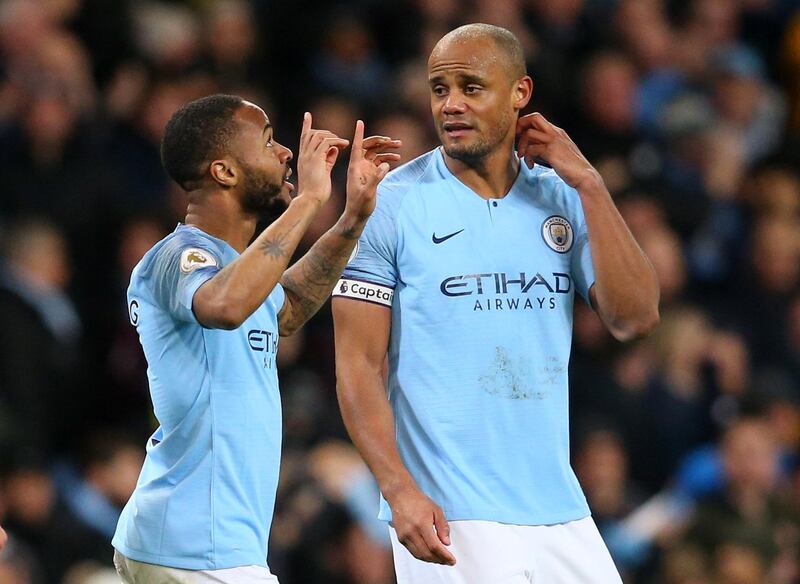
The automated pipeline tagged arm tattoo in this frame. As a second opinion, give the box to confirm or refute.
[337,222,361,240]
[259,234,289,259]
[279,225,358,333]
[258,218,302,259]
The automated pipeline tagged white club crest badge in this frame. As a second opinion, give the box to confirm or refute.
[180,248,218,273]
[541,216,574,253]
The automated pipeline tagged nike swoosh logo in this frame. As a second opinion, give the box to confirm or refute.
[432,229,465,244]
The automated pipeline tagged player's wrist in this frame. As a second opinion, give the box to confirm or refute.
[336,211,368,240]
[381,475,420,505]
[572,169,605,196]
[292,191,327,210]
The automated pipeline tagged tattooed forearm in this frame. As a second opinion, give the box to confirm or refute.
[259,237,288,259]
[282,243,343,324]
[336,222,361,240]
[278,216,365,334]
[258,218,302,259]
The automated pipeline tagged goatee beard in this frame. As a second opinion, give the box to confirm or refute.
[258,194,290,219]
[442,112,512,166]
[241,174,284,218]
[250,196,291,244]
[443,142,494,165]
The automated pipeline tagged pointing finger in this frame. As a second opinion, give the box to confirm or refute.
[301,112,312,147]
[350,120,365,163]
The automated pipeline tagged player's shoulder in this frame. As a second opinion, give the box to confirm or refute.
[163,224,225,254]
[526,163,575,197]
[522,162,586,221]
[373,148,462,227]
[380,148,440,190]
[132,225,224,283]
[377,149,441,205]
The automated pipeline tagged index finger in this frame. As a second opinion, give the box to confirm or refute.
[301,111,312,146]
[420,525,456,566]
[350,119,365,163]
[517,112,550,134]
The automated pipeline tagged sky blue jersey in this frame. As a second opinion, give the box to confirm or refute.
[112,225,285,570]
[334,148,595,526]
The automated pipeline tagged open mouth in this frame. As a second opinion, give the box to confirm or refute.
[282,167,294,192]
[442,122,474,138]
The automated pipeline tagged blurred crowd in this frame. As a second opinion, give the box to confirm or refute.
[1,0,800,582]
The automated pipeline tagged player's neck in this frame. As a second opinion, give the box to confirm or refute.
[184,189,257,253]
[442,146,520,200]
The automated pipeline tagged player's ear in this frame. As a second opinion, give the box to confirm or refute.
[513,76,533,111]
[209,158,238,188]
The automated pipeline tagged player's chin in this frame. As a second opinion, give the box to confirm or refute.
[443,143,479,162]
[441,131,473,149]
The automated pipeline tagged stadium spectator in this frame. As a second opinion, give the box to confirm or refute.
[681,417,800,579]
[311,14,389,106]
[0,218,83,458]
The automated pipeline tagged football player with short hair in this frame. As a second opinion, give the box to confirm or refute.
[332,24,659,583]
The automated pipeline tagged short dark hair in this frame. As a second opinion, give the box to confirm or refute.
[434,24,526,80]
[161,94,245,189]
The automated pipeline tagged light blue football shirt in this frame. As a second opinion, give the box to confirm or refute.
[112,224,285,570]
[335,148,595,526]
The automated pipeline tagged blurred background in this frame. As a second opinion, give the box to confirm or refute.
[1,0,800,582]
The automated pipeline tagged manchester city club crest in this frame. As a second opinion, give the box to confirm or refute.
[541,216,574,253]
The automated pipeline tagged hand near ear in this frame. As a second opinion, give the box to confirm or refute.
[516,112,597,190]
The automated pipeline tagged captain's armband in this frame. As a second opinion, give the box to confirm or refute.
[332,277,394,307]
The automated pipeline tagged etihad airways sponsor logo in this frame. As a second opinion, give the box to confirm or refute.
[248,328,279,369]
[441,271,572,312]
[440,271,572,297]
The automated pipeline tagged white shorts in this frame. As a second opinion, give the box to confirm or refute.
[389,517,622,584]
[113,551,279,584]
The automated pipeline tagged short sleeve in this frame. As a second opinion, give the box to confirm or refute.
[334,186,400,307]
[151,239,223,323]
[342,189,399,288]
[269,282,286,313]
[570,194,596,303]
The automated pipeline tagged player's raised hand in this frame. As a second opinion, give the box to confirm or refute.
[516,112,600,190]
[389,484,456,566]
[344,120,400,221]
[297,112,350,206]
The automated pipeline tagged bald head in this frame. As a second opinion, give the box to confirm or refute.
[427,24,533,166]
[430,23,526,81]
